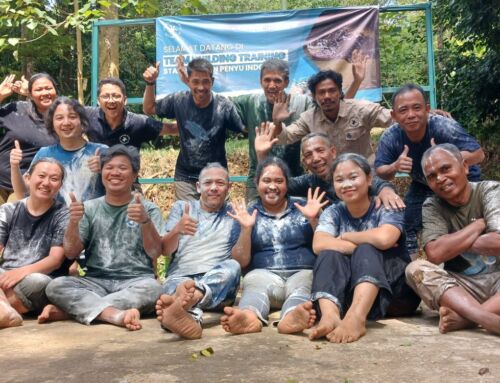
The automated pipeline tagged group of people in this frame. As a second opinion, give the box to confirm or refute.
[0,53,498,344]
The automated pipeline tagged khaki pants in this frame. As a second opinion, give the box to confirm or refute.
[174,180,200,202]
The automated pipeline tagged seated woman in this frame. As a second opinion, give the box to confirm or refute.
[221,157,327,334]
[10,97,107,205]
[0,158,68,328]
[290,153,420,343]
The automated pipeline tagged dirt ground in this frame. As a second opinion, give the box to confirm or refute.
[1,305,499,383]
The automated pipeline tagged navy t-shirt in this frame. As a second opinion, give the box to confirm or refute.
[0,101,57,190]
[375,115,481,185]
[85,107,163,150]
[155,92,245,182]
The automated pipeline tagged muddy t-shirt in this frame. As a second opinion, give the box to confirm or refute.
[79,196,164,279]
[155,92,245,182]
[0,199,68,269]
[30,142,107,205]
[375,115,481,185]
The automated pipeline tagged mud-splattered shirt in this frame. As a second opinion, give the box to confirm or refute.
[316,199,408,261]
[249,197,316,271]
[375,115,482,185]
[0,198,68,270]
[79,196,164,279]
[30,142,107,205]
[155,92,245,182]
[165,200,240,277]
[422,181,500,275]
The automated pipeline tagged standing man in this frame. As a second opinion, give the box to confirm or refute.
[42,145,163,330]
[375,84,484,257]
[406,144,499,335]
[143,59,245,201]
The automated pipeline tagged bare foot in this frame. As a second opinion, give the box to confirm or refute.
[175,280,201,310]
[38,304,68,324]
[97,306,142,331]
[220,307,262,335]
[327,313,366,343]
[0,301,23,328]
[155,294,172,322]
[439,306,475,333]
[160,295,202,339]
[278,301,316,334]
[123,309,142,331]
[309,314,341,340]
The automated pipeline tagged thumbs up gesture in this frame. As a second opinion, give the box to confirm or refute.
[143,62,160,84]
[87,147,101,173]
[174,202,198,236]
[127,192,150,224]
[10,140,23,168]
[394,145,413,174]
[69,192,85,224]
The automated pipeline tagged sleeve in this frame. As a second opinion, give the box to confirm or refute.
[164,201,184,233]
[277,114,311,145]
[230,95,247,128]
[315,205,340,236]
[480,181,500,232]
[434,117,481,152]
[421,197,450,247]
[226,100,246,134]
[379,207,405,233]
[371,175,394,195]
[50,207,69,247]
[141,115,163,142]
[288,175,312,198]
[0,203,14,246]
[366,103,392,129]
[155,94,177,119]
[374,127,400,168]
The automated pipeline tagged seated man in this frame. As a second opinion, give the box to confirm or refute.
[156,163,241,339]
[0,158,68,328]
[375,84,484,257]
[406,144,500,335]
[42,145,163,330]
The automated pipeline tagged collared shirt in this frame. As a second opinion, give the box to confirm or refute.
[278,99,392,163]
[85,107,163,150]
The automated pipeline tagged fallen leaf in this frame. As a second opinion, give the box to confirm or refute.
[478,367,489,376]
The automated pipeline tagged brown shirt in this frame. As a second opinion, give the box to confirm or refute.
[277,99,392,163]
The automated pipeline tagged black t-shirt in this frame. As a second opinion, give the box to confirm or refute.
[85,107,163,150]
[0,101,57,190]
[155,92,245,181]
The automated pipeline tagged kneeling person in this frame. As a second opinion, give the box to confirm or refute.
[0,158,68,328]
[43,145,163,330]
[156,163,241,339]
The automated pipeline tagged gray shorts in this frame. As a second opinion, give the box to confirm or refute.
[405,259,500,310]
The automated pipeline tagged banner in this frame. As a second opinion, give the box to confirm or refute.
[156,7,381,101]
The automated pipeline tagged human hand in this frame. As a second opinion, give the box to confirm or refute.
[69,192,85,224]
[351,49,368,84]
[87,148,101,173]
[255,122,279,157]
[11,75,29,97]
[0,74,15,100]
[127,193,150,224]
[375,187,405,210]
[176,55,189,85]
[143,62,160,84]
[175,203,198,236]
[0,268,30,289]
[429,108,452,119]
[9,140,22,168]
[295,187,328,221]
[272,91,292,123]
[394,145,412,174]
[228,198,257,229]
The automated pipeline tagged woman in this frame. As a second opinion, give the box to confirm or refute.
[221,157,327,335]
[11,97,107,205]
[0,74,59,203]
[303,153,420,343]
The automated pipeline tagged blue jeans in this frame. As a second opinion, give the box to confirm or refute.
[46,275,162,325]
[162,259,241,323]
[238,269,313,325]
[404,182,434,256]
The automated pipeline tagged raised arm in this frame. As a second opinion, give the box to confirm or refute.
[227,199,256,268]
[376,145,412,181]
[0,74,15,104]
[254,121,279,163]
[63,192,85,259]
[344,49,368,99]
[142,62,160,115]
[294,187,329,230]
[160,122,179,136]
[10,140,27,199]
[162,203,198,256]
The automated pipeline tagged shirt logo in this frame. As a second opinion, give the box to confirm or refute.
[349,117,360,127]
[119,135,130,144]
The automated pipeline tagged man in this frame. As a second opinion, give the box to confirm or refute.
[375,84,484,257]
[255,126,404,210]
[155,163,241,339]
[42,145,163,330]
[0,158,68,328]
[143,59,245,201]
[272,70,392,164]
[406,144,500,335]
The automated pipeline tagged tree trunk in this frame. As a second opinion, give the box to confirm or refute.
[74,0,84,103]
[98,4,119,80]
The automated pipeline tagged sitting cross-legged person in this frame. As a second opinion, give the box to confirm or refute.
[155,163,241,339]
[406,144,500,335]
[0,158,68,328]
[41,145,163,330]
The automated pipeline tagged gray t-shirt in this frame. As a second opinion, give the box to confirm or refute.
[165,200,240,277]
[422,181,500,275]
[0,198,68,269]
[80,196,164,279]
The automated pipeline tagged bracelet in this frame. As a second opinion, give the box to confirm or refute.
[140,217,151,225]
[145,81,156,86]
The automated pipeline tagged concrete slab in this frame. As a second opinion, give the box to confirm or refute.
[1,308,499,383]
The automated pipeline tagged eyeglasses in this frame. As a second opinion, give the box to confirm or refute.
[99,93,123,101]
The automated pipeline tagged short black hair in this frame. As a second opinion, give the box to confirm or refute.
[391,83,427,107]
[100,144,140,174]
[187,58,214,78]
[45,97,89,136]
[308,70,343,99]
[331,153,372,177]
[28,73,58,95]
[254,156,291,189]
[98,77,127,97]
[28,157,65,182]
[260,59,289,82]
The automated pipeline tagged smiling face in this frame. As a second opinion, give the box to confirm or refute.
[257,164,288,211]
[333,160,372,205]
[313,78,341,118]
[391,89,430,141]
[98,83,127,121]
[187,70,213,108]
[423,148,470,206]
[197,167,230,213]
[101,155,136,195]
[27,161,63,202]
[301,136,337,180]
[30,77,57,113]
[260,69,289,104]
[52,103,83,142]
